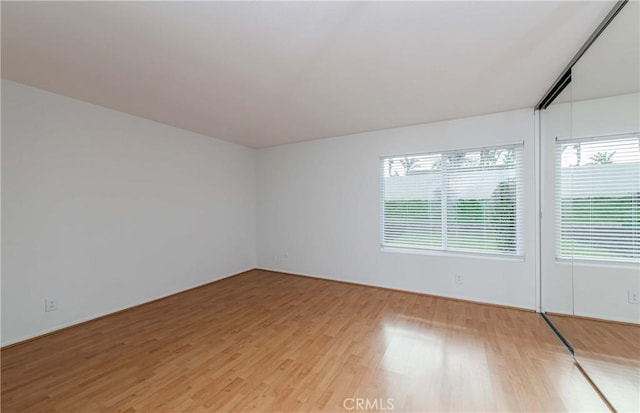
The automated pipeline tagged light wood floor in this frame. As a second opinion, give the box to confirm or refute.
[547,314,640,412]
[2,270,608,412]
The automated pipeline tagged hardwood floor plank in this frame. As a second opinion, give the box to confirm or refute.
[2,270,607,412]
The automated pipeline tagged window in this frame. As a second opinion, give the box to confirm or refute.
[380,144,524,257]
[556,134,640,263]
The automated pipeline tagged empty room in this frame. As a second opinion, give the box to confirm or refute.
[1,1,639,412]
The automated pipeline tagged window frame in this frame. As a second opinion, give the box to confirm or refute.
[379,142,525,259]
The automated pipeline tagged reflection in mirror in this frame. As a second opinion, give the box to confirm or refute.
[543,1,640,411]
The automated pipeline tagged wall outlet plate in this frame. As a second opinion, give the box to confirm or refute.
[628,290,639,304]
[455,274,464,285]
[45,298,58,312]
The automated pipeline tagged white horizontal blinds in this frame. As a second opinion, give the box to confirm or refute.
[556,134,640,263]
[380,143,524,257]
[445,145,524,256]
[381,154,443,249]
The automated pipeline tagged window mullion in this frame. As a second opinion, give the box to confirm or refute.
[441,156,448,250]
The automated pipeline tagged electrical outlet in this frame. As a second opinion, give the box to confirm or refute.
[628,290,639,304]
[45,298,58,312]
[455,274,464,285]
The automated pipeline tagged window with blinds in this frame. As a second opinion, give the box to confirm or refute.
[380,144,524,257]
[556,134,640,263]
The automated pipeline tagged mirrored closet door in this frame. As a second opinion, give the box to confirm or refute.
[540,1,639,411]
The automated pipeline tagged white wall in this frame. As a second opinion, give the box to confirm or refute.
[257,109,537,310]
[1,80,257,346]
[541,93,640,323]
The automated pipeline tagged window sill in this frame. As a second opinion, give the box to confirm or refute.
[555,257,639,269]
[381,246,525,262]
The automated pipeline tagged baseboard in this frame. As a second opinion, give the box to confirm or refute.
[3,266,537,350]
[1,268,255,350]
[256,267,536,313]
[545,311,640,327]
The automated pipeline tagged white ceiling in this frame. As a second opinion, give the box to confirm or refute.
[1,1,614,148]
